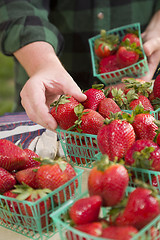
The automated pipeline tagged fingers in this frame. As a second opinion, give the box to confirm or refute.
[62,75,87,102]
[143,38,160,57]
[140,50,160,81]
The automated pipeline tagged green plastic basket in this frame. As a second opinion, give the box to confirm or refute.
[50,189,160,240]
[56,108,160,168]
[0,167,83,240]
[88,23,149,85]
[56,127,99,168]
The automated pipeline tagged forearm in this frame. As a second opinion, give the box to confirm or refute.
[13,42,63,77]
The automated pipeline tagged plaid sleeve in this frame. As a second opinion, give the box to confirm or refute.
[0,0,64,56]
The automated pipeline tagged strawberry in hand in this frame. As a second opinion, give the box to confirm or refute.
[94,29,119,58]
[68,104,105,135]
[50,95,80,130]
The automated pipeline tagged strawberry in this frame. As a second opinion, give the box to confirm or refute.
[82,84,105,111]
[125,139,160,171]
[66,222,103,240]
[122,32,140,47]
[98,97,121,118]
[12,184,51,229]
[50,95,79,130]
[132,113,158,140]
[99,54,120,74]
[69,195,102,225]
[1,191,19,224]
[97,116,135,161]
[15,166,40,189]
[0,167,16,193]
[94,29,119,58]
[0,139,29,171]
[36,158,78,203]
[129,95,154,111]
[88,155,129,207]
[101,226,138,240]
[116,39,142,68]
[22,149,40,169]
[115,187,160,230]
[68,104,105,135]
[153,74,160,98]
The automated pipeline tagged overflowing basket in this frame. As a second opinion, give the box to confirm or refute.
[0,167,83,240]
[88,23,149,85]
[50,189,160,240]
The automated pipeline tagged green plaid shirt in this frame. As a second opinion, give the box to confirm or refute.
[0,0,160,110]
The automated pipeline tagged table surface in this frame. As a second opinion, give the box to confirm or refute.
[0,168,91,240]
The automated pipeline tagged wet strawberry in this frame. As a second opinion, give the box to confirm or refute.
[98,97,121,118]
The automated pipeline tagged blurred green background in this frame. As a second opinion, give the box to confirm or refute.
[0,52,15,116]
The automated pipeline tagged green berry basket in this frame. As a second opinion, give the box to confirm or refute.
[0,167,83,240]
[56,107,160,169]
[88,23,149,85]
[56,127,99,168]
[50,189,160,240]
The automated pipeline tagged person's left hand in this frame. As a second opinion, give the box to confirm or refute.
[141,10,160,81]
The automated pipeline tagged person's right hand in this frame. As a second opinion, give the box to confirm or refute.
[14,42,87,131]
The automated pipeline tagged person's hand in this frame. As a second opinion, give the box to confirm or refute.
[14,42,87,131]
[141,10,160,81]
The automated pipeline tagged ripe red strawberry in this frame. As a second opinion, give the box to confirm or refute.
[22,149,40,169]
[122,33,140,47]
[36,158,78,203]
[15,166,40,189]
[129,95,154,111]
[99,54,120,74]
[88,155,129,207]
[12,185,51,229]
[132,113,158,140]
[69,195,102,225]
[98,98,121,118]
[82,84,105,111]
[115,187,160,230]
[94,29,119,58]
[0,139,29,171]
[97,118,135,161]
[116,39,142,68]
[101,226,138,240]
[69,104,105,135]
[0,167,16,193]
[153,74,160,98]
[125,139,160,171]
[50,95,79,130]
[1,191,19,224]
[66,222,103,240]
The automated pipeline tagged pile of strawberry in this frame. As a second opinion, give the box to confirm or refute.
[64,155,160,240]
[51,74,160,169]
[94,29,143,74]
[0,139,78,229]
